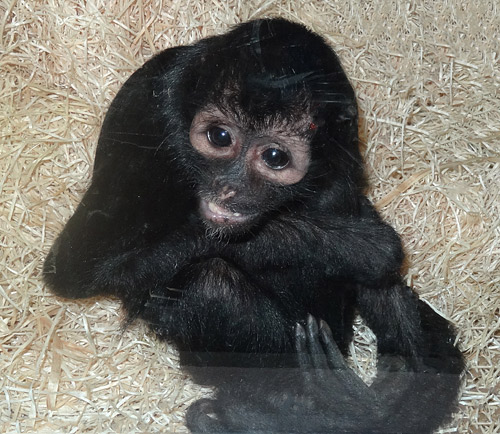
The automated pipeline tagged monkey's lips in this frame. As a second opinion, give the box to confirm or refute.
[199,199,255,226]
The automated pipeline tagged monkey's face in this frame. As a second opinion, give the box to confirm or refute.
[189,105,313,233]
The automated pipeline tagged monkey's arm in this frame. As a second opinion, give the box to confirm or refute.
[225,211,404,286]
[249,210,463,370]
[43,45,208,302]
[44,137,206,300]
[217,210,463,433]
[43,197,208,304]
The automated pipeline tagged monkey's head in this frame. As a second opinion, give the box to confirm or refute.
[189,103,314,232]
[176,19,361,234]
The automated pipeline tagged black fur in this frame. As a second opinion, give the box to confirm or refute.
[44,19,464,433]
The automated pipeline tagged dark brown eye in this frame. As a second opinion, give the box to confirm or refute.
[207,126,232,147]
[262,148,289,170]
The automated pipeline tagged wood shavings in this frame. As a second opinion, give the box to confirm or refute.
[1,0,498,432]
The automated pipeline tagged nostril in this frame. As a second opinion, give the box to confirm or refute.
[219,186,236,200]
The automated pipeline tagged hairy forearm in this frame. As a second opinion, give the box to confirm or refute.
[224,215,404,285]
[43,221,210,299]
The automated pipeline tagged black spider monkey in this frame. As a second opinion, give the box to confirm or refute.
[44,18,464,433]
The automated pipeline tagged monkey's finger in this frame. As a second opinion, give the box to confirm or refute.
[295,322,307,354]
[319,319,371,392]
[318,319,348,370]
[302,317,349,387]
[306,314,330,370]
[295,323,313,372]
[306,315,321,350]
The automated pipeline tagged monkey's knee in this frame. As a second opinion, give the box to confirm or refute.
[171,257,248,298]
[189,258,249,297]
[198,257,243,282]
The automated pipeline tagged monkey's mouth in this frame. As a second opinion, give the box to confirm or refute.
[199,199,255,226]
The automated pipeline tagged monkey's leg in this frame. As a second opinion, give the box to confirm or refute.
[356,283,463,365]
[146,258,302,433]
[356,283,465,432]
[187,316,380,433]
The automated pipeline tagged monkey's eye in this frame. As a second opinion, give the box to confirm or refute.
[207,126,232,147]
[261,148,290,170]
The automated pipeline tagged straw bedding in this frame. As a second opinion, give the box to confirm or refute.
[1,1,498,432]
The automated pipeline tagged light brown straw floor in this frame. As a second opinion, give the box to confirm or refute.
[1,1,499,432]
